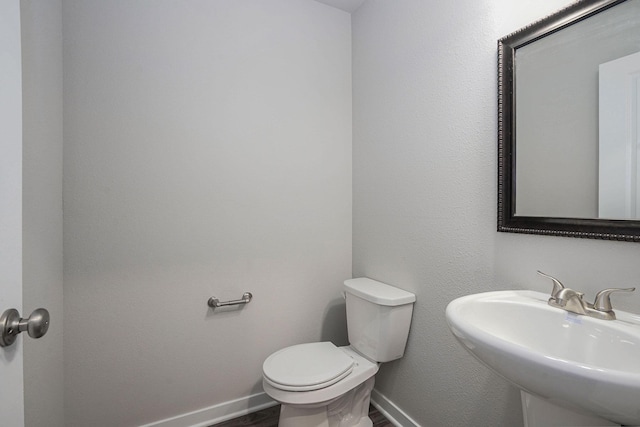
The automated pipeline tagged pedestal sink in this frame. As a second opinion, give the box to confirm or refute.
[446,290,640,427]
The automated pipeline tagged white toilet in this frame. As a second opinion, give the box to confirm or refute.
[262,277,416,427]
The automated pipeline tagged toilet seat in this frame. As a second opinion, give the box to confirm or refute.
[262,345,379,407]
[263,342,355,391]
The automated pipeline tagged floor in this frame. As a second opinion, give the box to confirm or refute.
[211,404,393,427]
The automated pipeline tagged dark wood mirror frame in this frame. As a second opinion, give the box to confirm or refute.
[497,0,640,242]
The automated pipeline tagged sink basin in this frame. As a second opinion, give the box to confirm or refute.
[446,290,640,426]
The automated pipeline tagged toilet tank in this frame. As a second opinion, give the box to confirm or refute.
[344,278,416,363]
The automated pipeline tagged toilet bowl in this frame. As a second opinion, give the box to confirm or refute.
[262,278,415,427]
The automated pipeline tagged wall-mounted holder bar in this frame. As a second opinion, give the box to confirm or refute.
[208,292,252,309]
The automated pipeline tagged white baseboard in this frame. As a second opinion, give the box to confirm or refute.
[139,387,415,427]
[370,388,420,427]
[139,392,278,427]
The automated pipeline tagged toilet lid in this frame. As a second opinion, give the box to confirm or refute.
[263,342,355,391]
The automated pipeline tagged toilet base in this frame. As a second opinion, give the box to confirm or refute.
[278,377,375,427]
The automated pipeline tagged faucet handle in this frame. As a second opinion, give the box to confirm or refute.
[537,271,565,298]
[593,287,636,312]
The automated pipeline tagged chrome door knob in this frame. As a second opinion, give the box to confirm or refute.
[24,308,50,339]
[0,308,50,347]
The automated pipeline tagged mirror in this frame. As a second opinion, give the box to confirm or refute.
[498,0,640,241]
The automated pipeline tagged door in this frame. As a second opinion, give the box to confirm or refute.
[0,0,25,425]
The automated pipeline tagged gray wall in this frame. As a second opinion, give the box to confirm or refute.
[353,0,640,426]
[21,1,64,427]
[62,1,352,426]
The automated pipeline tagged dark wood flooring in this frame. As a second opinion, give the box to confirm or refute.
[211,404,393,427]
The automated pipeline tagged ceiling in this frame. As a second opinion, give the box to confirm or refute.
[313,0,367,13]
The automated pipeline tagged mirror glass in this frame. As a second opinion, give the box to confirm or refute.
[498,0,640,241]
[515,0,640,219]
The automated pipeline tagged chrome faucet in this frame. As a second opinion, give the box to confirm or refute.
[552,288,587,315]
[537,271,635,320]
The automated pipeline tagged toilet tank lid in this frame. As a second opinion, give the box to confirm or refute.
[344,278,416,306]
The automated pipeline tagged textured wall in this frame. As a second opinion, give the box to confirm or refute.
[21,1,65,427]
[351,0,640,426]
[62,1,351,426]
[352,2,518,425]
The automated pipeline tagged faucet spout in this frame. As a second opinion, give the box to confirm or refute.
[549,288,587,315]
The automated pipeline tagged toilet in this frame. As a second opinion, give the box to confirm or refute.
[262,277,416,427]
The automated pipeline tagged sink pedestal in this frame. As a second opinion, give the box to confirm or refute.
[521,392,620,427]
